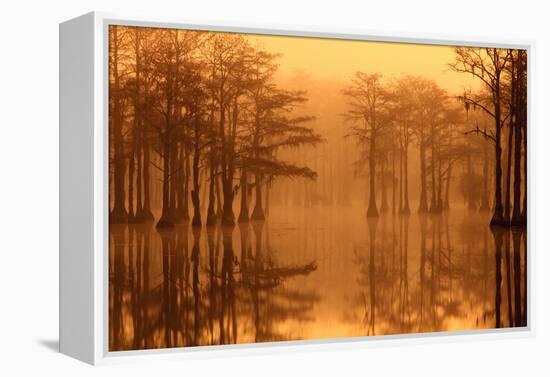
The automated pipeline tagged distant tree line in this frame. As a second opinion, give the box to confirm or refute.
[343,47,527,227]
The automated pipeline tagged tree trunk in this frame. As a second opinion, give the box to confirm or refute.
[398,139,403,213]
[505,52,517,225]
[191,119,202,227]
[504,116,514,226]
[402,142,410,214]
[513,51,526,227]
[168,142,177,223]
[206,103,217,227]
[135,134,144,220]
[206,161,217,226]
[218,96,229,224]
[367,130,378,217]
[265,180,271,217]
[521,121,527,224]
[380,158,388,213]
[251,175,265,221]
[444,163,452,211]
[215,175,223,220]
[221,99,239,227]
[480,142,490,211]
[130,29,141,224]
[429,136,437,213]
[418,139,428,213]
[392,148,396,215]
[181,147,191,221]
[221,178,235,226]
[490,65,505,226]
[141,143,154,222]
[128,137,136,222]
[173,143,185,223]
[110,27,128,224]
[239,170,249,222]
[436,149,443,212]
[157,139,174,229]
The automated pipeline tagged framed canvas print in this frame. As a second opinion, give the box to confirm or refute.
[59,12,534,365]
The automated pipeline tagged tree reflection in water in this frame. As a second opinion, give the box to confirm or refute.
[109,208,527,351]
[344,211,527,337]
[109,220,318,351]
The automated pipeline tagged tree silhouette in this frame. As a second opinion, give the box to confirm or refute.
[451,48,512,226]
[343,72,390,217]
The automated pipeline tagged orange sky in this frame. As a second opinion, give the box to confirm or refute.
[248,33,480,94]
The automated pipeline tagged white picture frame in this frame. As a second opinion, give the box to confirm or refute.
[59,11,536,365]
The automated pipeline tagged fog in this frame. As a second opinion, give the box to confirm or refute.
[108,26,528,350]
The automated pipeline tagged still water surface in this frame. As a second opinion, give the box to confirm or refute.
[109,206,527,351]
